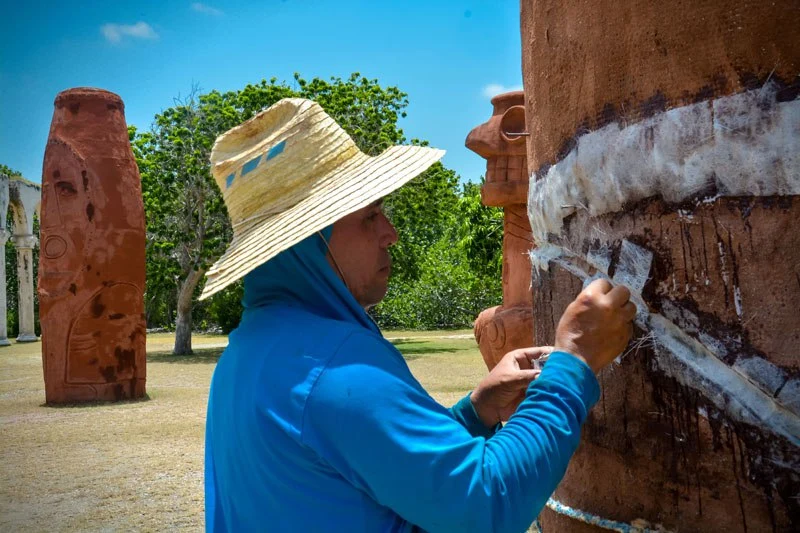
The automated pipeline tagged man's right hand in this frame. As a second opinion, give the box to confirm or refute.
[554,279,637,374]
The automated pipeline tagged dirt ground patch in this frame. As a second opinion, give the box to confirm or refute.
[0,331,486,531]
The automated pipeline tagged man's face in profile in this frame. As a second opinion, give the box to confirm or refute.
[40,141,93,298]
[326,200,397,309]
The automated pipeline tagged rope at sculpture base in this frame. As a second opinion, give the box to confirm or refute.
[530,498,672,533]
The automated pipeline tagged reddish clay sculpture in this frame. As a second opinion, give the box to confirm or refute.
[521,1,800,531]
[39,88,146,404]
[466,91,535,370]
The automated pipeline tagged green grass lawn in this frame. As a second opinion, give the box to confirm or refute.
[0,329,486,532]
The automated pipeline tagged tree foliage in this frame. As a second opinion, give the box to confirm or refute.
[371,179,503,329]
[131,89,235,354]
[454,181,503,280]
[132,73,475,351]
[0,164,21,178]
[384,159,460,282]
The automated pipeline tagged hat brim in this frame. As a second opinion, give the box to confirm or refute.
[200,145,445,300]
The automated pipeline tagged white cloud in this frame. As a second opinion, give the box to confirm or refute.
[192,3,224,15]
[101,22,158,44]
[482,83,524,99]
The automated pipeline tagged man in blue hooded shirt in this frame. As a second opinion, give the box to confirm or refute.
[202,99,636,532]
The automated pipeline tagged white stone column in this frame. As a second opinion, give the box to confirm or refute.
[13,234,38,342]
[0,230,10,346]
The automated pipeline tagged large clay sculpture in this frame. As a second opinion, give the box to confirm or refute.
[39,88,146,404]
[466,92,535,370]
[521,1,799,531]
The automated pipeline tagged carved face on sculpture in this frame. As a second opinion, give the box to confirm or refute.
[475,305,535,370]
[66,283,144,385]
[465,91,528,183]
[40,140,96,297]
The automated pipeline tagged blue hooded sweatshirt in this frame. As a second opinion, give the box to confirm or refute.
[205,229,600,533]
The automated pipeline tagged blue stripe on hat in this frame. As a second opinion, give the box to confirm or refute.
[267,140,286,160]
[241,155,262,176]
[225,173,235,188]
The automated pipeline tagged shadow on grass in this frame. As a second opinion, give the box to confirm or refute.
[389,338,419,346]
[41,394,153,409]
[146,343,467,364]
[391,338,473,349]
[394,345,466,356]
[430,385,476,394]
[148,347,224,364]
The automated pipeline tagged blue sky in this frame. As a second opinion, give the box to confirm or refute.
[1,1,523,184]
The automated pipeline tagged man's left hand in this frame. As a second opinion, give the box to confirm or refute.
[470,346,553,428]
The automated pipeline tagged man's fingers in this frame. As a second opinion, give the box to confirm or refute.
[622,301,637,321]
[511,369,541,385]
[584,278,613,296]
[516,346,554,359]
[607,285,632,307]
[512,346,554,369]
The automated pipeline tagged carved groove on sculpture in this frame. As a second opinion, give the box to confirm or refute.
[65,283,143,385]
[528,84,800,244]
[504,206,534,243]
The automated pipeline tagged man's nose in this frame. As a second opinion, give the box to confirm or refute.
[380,213,398,248]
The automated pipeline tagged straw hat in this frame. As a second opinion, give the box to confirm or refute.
[199,98,445,300]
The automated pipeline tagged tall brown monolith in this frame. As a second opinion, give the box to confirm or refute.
[466,92,535,370]
[39,88,146,404]
[522,1,800,531]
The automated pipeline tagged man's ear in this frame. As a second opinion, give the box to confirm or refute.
[318,230,348,289]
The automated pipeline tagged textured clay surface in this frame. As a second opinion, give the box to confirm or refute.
[520,1,799,530]
[466,92,534,369]
[39,88,146,404]
[521,0,800,172]
[534,198,799,532]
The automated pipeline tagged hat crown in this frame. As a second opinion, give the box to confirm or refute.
[210,98,360,234]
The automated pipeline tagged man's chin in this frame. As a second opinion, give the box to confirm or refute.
[360,285,389,311]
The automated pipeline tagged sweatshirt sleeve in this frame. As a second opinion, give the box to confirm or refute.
[301,333,599,533]
[448,393,501,439]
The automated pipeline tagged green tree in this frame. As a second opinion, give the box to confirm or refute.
[454,181,503,280]
[134,73,459,352]
[0,164,21,178]
[371,180,504,330]
[132,88,241,354]
[372,232,502,329]
[384,159,460,282]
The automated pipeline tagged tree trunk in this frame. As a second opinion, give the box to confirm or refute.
[173,268,206,355]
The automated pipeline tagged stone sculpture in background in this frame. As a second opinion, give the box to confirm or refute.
[39,88,146,404]
[466,91,535,370]
[521,0,799,531]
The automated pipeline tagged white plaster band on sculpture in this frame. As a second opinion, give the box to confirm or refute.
[527,83,800,243]
[529,246,800,454]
